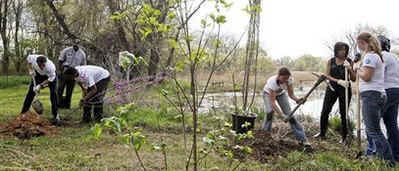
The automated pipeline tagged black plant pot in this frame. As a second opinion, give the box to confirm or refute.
[232,114,256,134]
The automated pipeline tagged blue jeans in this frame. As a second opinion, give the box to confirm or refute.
[361,91,395,163]
[366,88,399,161]
[262,92,307,142]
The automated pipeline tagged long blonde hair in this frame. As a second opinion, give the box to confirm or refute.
[357,32,383,62]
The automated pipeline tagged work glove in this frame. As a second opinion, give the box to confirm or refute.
[33,85,41,93]
[337,79,349,88]
[343,60,351,69]
[296,97,306,105]
[29,70,36,76]
[353,62,362,72]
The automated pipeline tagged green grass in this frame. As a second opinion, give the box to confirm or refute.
[1,76,399,170]
[0,75,30,89]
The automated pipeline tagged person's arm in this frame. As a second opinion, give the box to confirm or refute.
[324,59,337,82]
[28,63,33,73]
[287,84,300,102]
[348,65,356,81]
[58,49,66,71]
[268,88,285,119]
[77,82,87,97]
[81,50,87,65]
[40,63,56,88]
[358,66,374,82]
[344,60,356,81]
[83,84,98,102]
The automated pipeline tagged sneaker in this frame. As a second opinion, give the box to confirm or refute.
[51,115,61,126]
[313,132,326,139]
[299,140,312,148]
[339,138,347,144]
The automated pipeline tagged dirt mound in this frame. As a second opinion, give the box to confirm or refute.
[232,130,313,163]
[0,111,56,139]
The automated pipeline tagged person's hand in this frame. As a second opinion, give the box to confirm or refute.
[79,98,86,107]
[343,60,351,69]
[296,97,306,105]
[353,62,362,72]
[29,70,35,76]
[33,85,41,93]
[337,80,348,88]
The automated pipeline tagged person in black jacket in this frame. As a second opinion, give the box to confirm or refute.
[314,42,356,143]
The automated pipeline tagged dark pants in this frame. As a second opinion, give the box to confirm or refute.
[83,76,110,122]
[367,88,399,162]
[361,91,395,164]
[57,74,75,108]
[319,86,351,139]
[21,74,58,117]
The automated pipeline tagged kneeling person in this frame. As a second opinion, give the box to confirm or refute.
[262,67,310,146]
[64,65,110,123]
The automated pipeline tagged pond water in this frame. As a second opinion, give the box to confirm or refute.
[199,87,393,138]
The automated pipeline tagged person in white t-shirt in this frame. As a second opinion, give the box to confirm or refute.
[262,67,310,147]
[366,35,399,162]
[355,32,395,165]
[63,65,110,123]
[21,55,60,124]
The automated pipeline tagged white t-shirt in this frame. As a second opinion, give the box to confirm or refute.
[27,55,56,82]
[263,75,293,95]
[383,51,399,89]
[75,65,110,89]
[359,52,385,93]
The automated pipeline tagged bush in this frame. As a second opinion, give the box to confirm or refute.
[0,76,30,89]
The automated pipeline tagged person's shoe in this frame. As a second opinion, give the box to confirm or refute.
[339,138,346,144]
[313,132,326,139]
[299,139,312,148]
[51,115,61,126]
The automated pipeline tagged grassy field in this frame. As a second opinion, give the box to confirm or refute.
[0,77,398,170]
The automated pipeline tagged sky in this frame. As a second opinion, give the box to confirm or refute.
[190,0,399,59]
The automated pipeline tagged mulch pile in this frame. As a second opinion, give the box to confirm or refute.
[0,111,56,139]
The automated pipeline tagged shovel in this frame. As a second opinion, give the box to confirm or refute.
[286,74,327,119]
[31,75,43,115]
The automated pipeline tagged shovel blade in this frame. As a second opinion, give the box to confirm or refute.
[32,99,43,115]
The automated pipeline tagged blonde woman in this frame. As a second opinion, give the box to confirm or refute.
[356,32,395,165]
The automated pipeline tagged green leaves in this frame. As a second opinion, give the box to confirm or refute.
[210,14,227,24]
[109,12,127,21]
[118,51,148,71]
[89,124,103,140]
[152,142,167,151]
[122,131,146,151]
[136,3,173,40]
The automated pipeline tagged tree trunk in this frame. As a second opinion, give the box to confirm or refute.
[0,0,10,74]
[148,39,160,79]
[106,0,130,51]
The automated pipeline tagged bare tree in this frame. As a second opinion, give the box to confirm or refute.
[325,24,389,57]
[0,0,11,74]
